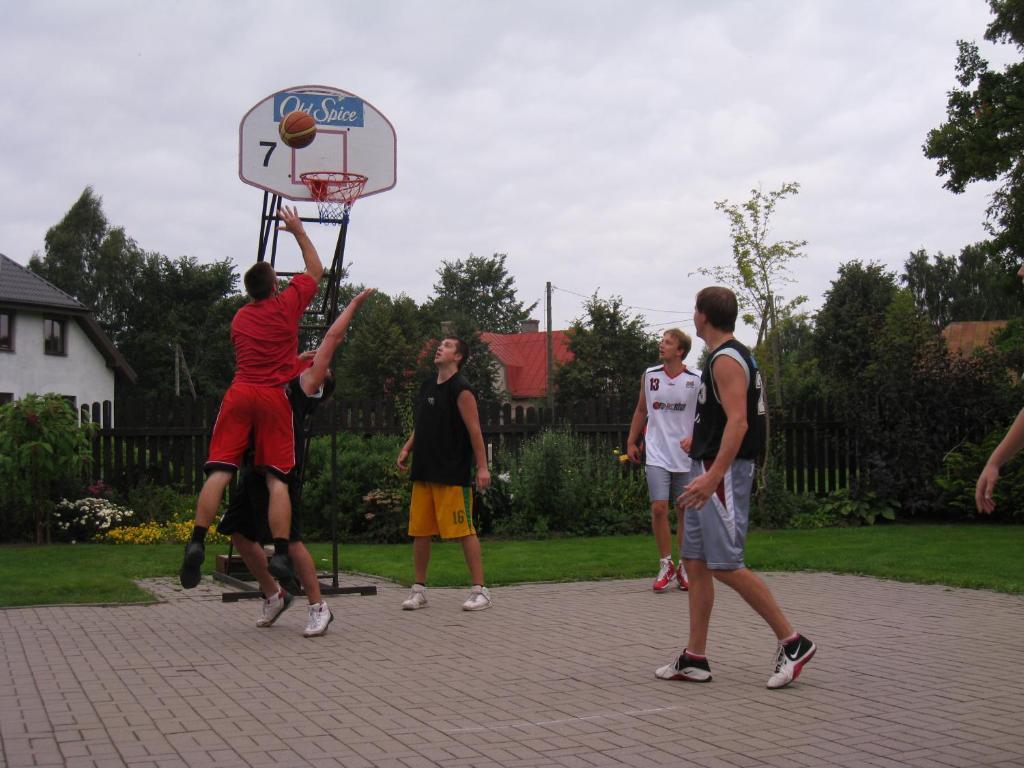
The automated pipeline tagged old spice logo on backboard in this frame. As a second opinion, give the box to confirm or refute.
[274,92,365,127]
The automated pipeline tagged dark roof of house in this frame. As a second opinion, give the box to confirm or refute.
[480,330,573,399]
[0,253,85,309]
[941,320,1008,358]
[0,253,136,382]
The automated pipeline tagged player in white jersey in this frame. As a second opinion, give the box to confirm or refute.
[627,329,701,592]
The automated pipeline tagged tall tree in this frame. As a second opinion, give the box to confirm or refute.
[29,187,146,341]
[29,187,243,399]
[333,289,428,399]
[697,182,808,406]
[924,0,1024,261]
[120,255,240,398]
[814,261,900,385]
[425,253,538,334]
[902,243,1024,328]
[554,294,657,406]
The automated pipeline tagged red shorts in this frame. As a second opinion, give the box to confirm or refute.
[205,383,296,479]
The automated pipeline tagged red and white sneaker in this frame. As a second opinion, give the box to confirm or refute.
[652,557,675,592]
[676,563,689,591]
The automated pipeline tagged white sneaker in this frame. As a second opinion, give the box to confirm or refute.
[655,650,712,682]
[462,585,492,611]
[303,601,334,637]
[256,588,292,627]
[402,584,428,610]
[767,634,816,689]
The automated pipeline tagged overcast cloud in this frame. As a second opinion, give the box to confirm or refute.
[0,0,1008,354]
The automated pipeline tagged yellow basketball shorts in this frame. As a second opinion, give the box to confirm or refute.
[408,481,476,539]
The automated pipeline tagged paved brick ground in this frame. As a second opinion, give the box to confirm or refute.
[1,571,1023,768]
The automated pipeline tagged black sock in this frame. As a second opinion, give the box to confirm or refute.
[273,538,289,556]
[190,526,208,544]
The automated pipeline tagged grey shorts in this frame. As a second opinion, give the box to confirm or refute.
[682,458,755,570]
[645,464,689,505]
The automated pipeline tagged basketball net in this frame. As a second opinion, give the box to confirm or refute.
[299,172,368,224]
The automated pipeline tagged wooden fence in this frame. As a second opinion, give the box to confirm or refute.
[87,395,855,496]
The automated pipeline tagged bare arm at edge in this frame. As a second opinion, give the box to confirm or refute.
[976,407,1024,513]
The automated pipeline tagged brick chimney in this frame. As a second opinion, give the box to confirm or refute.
[520,319,540,333]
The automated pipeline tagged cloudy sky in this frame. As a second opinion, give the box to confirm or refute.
[0,0,1008,353]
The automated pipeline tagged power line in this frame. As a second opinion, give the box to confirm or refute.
[551,284,694,316]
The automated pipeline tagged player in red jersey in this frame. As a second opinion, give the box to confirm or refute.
[180,205,323,590]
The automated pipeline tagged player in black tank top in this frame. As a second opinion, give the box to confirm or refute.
[689,339,766,462]
[657,287,815,690]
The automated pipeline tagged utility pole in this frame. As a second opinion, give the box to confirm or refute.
[175,344,197,400]
[546,281,553,409]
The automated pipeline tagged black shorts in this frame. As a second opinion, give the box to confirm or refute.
[217,469,303,544]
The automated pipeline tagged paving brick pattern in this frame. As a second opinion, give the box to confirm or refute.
[1,572,1023,767]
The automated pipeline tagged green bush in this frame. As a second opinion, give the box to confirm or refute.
[789,487,898,529]
[751,459,818,529]
[124,482,196,524]
[0,394,94,543]
[494,428,649,537]
[936,424,1024,521]
[300,433,409,541]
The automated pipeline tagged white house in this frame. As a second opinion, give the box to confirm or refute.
[0,253,135,423]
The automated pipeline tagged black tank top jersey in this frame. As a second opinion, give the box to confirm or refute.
[411,373,475,486]
[690,339,766,461]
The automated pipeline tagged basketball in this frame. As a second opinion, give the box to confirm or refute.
[279,111,317,149]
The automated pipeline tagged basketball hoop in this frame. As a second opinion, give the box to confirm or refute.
[299,172,368,224]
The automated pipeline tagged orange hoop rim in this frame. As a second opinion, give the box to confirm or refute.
[299,171,368,205]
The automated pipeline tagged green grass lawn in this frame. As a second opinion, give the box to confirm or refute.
[1,524,1021,608]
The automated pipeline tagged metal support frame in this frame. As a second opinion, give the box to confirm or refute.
[218,190,376,602]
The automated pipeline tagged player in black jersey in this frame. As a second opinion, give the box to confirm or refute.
[218,289,373,637]
[656,286,815,689]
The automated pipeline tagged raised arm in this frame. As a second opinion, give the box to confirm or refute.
[277,205,324,282]
[299,288,375,395]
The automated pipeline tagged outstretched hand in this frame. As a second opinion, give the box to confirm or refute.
[347,287,375,311]
[277,205,306,237]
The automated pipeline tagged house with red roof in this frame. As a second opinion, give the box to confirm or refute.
[941,320,1008,358]
[480,320,574,405]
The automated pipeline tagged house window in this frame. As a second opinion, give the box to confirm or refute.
[0,311,12,351]
[0,393,12,406]
[44,316,66,355]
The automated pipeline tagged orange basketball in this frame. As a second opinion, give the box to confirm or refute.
[279,111,317,149]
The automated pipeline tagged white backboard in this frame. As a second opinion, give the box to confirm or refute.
[239,85,396,201]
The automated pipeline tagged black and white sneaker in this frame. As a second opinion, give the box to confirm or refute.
[767,634,816,689]
[655,650,712,682]
[179,541,205,589]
